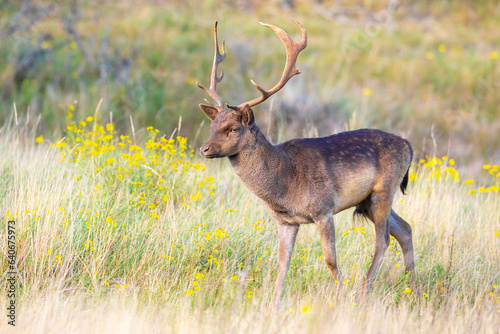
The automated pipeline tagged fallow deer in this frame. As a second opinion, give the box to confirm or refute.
[196,20,415,312]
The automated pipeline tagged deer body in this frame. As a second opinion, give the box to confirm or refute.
[229,127,411,223]
[196,20,415,312]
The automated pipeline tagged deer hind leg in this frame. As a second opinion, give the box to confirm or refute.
[357,192,392,302]
[389,210,415,279]
[316,213,343,285]
[270,223,299,314]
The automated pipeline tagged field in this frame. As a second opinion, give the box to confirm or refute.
[1,1,500,333]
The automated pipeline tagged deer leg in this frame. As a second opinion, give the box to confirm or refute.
[316,214,343,285]
[389,210,415,278]
[270,223,299,314]
[358,193,391,302]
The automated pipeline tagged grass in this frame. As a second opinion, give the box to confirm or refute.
[1,1,499,332]
[0,113,498,333]
[1,1,500,167]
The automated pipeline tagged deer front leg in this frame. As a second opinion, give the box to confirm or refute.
[315,214,343,285]
[270,223,299,314]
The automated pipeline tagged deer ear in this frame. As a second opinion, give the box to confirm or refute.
[240,104,255,127]
[199,104,218,121]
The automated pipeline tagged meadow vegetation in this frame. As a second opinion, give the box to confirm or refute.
[1,0,499,333]
[1,109,499,333]
[1,0,500,167]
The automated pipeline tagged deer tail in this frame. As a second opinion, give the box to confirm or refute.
[400,168,410,195]
[400,140,413,195]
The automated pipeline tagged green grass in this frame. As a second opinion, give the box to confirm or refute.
[0,114,498,333]
[1,1,500,167]
[1,1,499,332]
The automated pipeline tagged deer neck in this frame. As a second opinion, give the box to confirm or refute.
[228,126,293,204]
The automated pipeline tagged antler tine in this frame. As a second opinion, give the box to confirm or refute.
[196,21,226,111]
[230,19,307,111]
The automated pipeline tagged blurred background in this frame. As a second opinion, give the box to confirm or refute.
[1,0,499,173]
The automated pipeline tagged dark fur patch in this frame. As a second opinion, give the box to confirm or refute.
[353,194,372,222]
[400,139,413,195]
[400,168,409,195]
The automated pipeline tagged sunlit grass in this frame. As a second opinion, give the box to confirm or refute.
[1,1,500,166]
[1,113,498,333]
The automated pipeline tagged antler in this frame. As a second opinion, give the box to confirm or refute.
[197,21,226,111]
[229,19,307,111]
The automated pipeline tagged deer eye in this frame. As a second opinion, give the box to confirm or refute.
[230,128,239,133]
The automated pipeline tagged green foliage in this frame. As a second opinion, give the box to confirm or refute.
[1,1,500,331]
[1,1,500,164]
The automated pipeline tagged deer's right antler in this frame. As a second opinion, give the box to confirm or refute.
[196,21,226,111]
[228,19,307,111]
[197,20,307,115]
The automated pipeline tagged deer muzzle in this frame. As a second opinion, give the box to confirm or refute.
[200,142,217,158]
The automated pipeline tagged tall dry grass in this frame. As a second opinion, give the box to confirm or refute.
[0,113,498,333]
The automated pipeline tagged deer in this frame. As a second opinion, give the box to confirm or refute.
[196,20,415,312]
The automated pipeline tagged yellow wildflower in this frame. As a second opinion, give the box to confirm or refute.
[409,172,416,182]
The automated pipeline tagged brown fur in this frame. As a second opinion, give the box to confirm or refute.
[197,20,415,313]
[200,110,415,309]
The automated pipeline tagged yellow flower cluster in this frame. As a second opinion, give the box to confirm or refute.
[214,227,230,239]
[186,272,206,296]
[388,236,400,254]
[57,111,217,217]
[419,156,459,182]
[483,164,500,176]
[250,219,264,231]
[465,164,500,194]
[83,239,95,252]
[415,156,499,195]
[300,248,310,261]
[343,226,366,236]
[485,285,499,303]
[188,222,231,251]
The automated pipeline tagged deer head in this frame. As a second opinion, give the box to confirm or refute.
[197,20,307,158]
